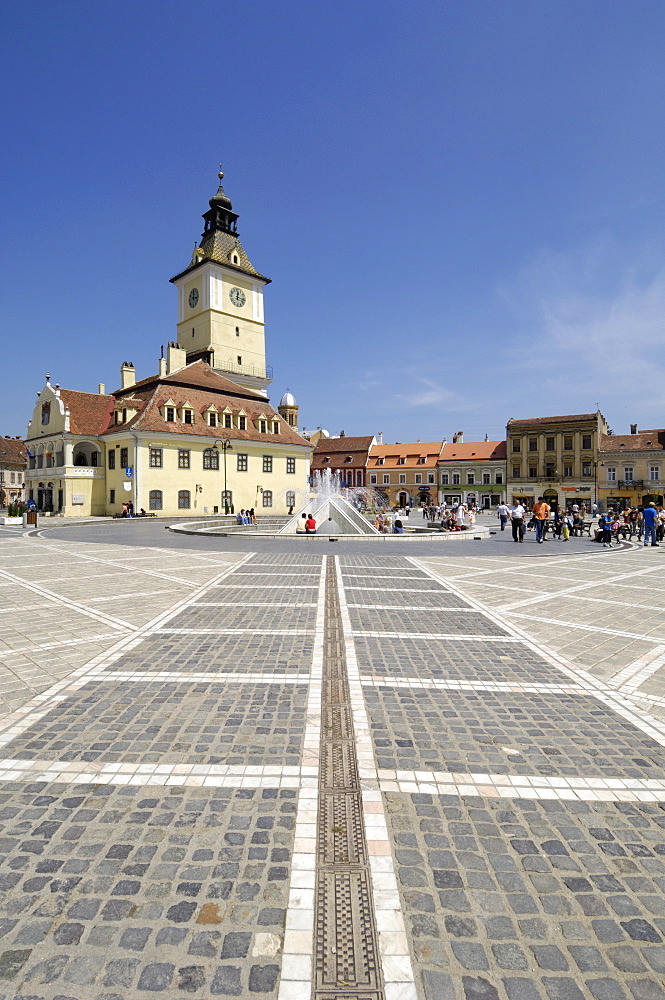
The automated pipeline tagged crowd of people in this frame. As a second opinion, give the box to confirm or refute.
[497,497,665,547]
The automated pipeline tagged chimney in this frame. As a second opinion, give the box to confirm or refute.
[377,431,383,445]
[339,430,345,438]
[484,433,488,442]
[120,362,135,389]
[158,357,167,377]
[630,423,638,435]
[167,341,187,375]
[98,383,106,395]
[456,430,464,443]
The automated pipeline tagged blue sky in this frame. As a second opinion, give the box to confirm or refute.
[2,1,665,443]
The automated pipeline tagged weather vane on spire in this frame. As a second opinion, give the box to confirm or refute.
[218,162,224,180]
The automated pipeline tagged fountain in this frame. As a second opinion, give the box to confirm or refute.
[279,469,380,534]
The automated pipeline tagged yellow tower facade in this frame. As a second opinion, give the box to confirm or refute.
[170,169,272,396]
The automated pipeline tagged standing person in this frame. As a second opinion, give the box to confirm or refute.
[591,501,598,517]
[456,504,467,527]
[497,501,509,531]
[305,514,317,534]
[532,496,551,544]
[601,508,613,547]
[642,503,660,547]
[509,499,525,543]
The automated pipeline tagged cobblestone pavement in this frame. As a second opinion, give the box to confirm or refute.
[0,530,664,1000]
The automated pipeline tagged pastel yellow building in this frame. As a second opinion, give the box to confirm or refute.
[24,171,312,516]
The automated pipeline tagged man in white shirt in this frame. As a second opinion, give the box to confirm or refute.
[509,500,526,543]
[497,502,509,531]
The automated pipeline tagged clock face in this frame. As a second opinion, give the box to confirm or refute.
[188,288,199,309]
[229,287,246,308]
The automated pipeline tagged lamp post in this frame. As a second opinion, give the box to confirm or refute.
[214,440,233,514]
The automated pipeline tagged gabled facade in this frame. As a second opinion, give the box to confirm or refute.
[24,171,312,517]
[437,436,506,508]
[0,436,27,507]
[367,441,444,507]
[311,435,376,488]
[598,427,665,510]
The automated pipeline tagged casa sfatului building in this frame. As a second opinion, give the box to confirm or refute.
[25,170,312,517]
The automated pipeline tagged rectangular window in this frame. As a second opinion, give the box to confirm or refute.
[563,435,573,451]
[286,457,296,474]
[178,449,190,469]
[623,467,634,483]
[482,473,490,484]
[546,437,555,451]
[650,465,659,482]
[237,356,242,365]
[428,473,435,484]
[418,457,426,465]
[178,490,191,509]
[440,473,449,485]
[377,458,384,465]
[452,473,460,485]
[399,473,406,484]
[582,434,592,450]
[495,472,503,484]
[149,490,162,510]
[149,447,162,468]
[238,416,246,430]
[564,464,573,477]
[383,474,390,485]
[122,408,127,423]
[545,464,555,477]
[109,489,115,504]
[582,462,591,477]
[529,467,537,478]
[209,412,217,427]
[370,473,377,485]
[203,448,219,470]
[260,420,267,433]
[120,447,128,468]
[273,421,280,434]
[224,413,232,428]
[398,457,405,465]
[237,453,248,472]
[262,490,273,508]
[90,452,99,468]
[529,438,538,452]
[263,455,273,473]
[512,465,520,478]
[512,439,521,452]
[467,473,475,485]
[108,450,115,469]
[286,491,296,508]
[606,466,616,482]
[166,407,175,422]
[415,473,422,484]
[183,410,193,425]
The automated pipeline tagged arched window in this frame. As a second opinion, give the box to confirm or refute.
[262,490,273,508]
[178,490,191,509]
[286,491,296,508]
[203,448,219,470]
[149,490,163,510]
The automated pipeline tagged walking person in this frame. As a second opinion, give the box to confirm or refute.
[497,501,509,531]
[532,496,550,544]
[509,499,525,543]
[642,503,660,547]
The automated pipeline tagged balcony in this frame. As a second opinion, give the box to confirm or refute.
[610,479,644,489]
[217,360,273,381]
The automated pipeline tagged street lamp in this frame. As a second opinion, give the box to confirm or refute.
[213,439,233,514]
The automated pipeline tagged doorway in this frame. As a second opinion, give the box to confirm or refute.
[397,492,408,508]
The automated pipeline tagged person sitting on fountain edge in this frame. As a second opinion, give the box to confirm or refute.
[305,514,317,534]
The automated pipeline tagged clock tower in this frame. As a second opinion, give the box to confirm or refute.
[170,168,272,395]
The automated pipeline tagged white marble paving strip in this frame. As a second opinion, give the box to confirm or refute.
[154,628,314,636]
[609,644,665,693]
[344,586,442,593]
[192,602,317,608]
[0,566,136,632]
[377,767,665,802]
[0,759,315,788]
[342,574,430,581]
[496,563,664,613]
[505,612,665,644]
[347,604,479,611]
[0,552,257,749]
[97,672,310,684]
[409,557,665,751]
[334,556,416,1000]
[278,557,325,1000]
[0,591,172,613]
[0,632,127,660]
[360,676,583,695]
[354,631,526,642]
[210,584,317,590]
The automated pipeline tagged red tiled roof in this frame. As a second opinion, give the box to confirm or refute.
[58,390,114,435]
[113,361,267,402]
[367,442,445,469]
[312,436,375,454]
[599,431,665,453]
[507,413,598,426]
[0,437,26,465]
[439,441,506,461]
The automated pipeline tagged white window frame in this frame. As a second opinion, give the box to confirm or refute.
[623,466,634,483]
[399,473,406,484]
[649,465,659,482]
[382,474,390,485]
[606,466,616,482]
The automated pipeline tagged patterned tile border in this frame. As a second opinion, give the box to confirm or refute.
[359,676,583,695]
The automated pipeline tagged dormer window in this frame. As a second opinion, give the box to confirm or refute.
[225,413,232,429]
[183,410,193,425]
[418,457,426,464]
[259,420,267,433]
[377,458,384,466]
[233,254,239,264]
[208,412,217,427]
[398,457,405,465]
[239,416,246,431]
[343,456,352,463]
[322,457,330,464]
[272,421,280,434]
[122,408,127,423]
[166,407,175,422]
